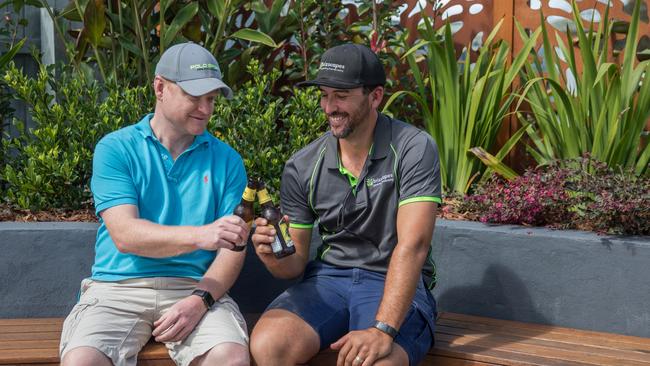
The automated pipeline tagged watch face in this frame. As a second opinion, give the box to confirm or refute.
[193,289,215,308]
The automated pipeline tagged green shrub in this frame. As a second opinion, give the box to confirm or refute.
[1,63,152,210]
[210,60,325,202]
[1,59,323,211]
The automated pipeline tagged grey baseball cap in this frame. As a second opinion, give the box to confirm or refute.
[155,42,233,99]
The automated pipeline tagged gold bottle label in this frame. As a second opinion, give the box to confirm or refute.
[257,188,272,205]
[242,187,256,202]
[278,221,294,248]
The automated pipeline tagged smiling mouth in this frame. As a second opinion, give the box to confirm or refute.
[328,114,348,126]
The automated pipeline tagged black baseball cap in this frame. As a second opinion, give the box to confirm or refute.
[297,43,386,89]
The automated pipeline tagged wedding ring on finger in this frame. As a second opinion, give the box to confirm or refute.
[353,355,364,365]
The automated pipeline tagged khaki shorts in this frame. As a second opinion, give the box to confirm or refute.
[59,277,248,366]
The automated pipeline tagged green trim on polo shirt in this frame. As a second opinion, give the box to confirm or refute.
[289,222,314,229]
[398,196,442,207]
[309,147,327,214]
[337,144,374,189]
[338,161,359,188]
[390,144,399,191]
[319,243,332,260]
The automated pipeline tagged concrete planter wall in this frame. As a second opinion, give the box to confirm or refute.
[1,220,649,338]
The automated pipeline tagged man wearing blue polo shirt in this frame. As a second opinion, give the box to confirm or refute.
[250,44,441,366]
[59,43,250,366]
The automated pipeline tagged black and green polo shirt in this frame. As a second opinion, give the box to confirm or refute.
[280,114,442,287]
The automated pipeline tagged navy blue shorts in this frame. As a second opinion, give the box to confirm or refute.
[266,261,436,365]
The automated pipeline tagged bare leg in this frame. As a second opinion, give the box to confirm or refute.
[191,342,249,366]
[250,309,320,366]
[61,346,113,366]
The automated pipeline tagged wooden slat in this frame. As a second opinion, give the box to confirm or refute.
[437,325,650,364]
[423,355,503,366]
[436,331,650,366]
[0,319,62,326]
[0,331,60,341]
[138,341,171,358]
[0,349,59,364]
[434,339,596,366]
[0,339,59,350]
[1,324,63,333]
[438,313,650,351]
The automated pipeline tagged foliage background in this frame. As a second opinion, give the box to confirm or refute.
[0,0,648,235]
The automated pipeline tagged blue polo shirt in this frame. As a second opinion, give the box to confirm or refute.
[90,114,247,281]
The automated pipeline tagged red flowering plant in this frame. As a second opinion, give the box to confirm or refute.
[461,165,572,227]
[458,155,650,236]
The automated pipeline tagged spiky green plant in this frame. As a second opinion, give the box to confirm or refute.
[517,0,650,175]
[384,17,539,194]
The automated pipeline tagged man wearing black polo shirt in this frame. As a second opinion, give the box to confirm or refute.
[250,43,441,366]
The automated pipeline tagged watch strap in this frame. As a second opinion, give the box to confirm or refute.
[373,320,398,338]
[191,289,215,309]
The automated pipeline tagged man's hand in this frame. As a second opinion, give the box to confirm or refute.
[250,216,288,257]
[250,217,274,257]
[195,215,248,251]
[331,328,393,366]
[152,294,207,343]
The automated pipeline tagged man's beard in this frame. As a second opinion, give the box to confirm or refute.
[328,99,371,139]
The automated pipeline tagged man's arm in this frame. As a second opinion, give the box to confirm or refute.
[151,244,247,342]
[101,204,248,257]
[332,201,437,365]
[376,201,436,327]
[251,219,312,279]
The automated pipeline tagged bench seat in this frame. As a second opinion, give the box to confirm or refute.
[1,313,649,365]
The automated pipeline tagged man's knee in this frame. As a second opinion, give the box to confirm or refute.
[250,323,286,359]
[250,309,320,364]
[194,342,249,366]
[373,342,409,366]
[61,346,112,366]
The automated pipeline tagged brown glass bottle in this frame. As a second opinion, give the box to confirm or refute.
[256,182,296,258]
[232,178,257,251]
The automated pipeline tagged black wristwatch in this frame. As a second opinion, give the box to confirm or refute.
[373,320,399,338]
[191,289,215,309]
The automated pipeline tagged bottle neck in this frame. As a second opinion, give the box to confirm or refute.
[257,188,272,206]
[242,187,256,202]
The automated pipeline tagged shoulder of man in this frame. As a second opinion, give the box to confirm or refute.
[95,120,143,151]
[385,115,436,151]
[201,132,245,162]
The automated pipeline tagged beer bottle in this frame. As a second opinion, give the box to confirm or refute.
[232,178,257,251]
[256,182,296,258]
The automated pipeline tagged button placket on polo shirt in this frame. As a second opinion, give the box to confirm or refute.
[172,141,210,183]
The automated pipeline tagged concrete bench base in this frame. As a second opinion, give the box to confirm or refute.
[2,313,650,365]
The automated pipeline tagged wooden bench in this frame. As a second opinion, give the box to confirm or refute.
[1,312,649,365]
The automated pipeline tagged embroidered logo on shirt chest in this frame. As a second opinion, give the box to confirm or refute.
[366,174,394,188]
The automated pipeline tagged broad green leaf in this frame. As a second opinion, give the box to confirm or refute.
[162,2,199,49]
[230,29,278,48]
[0,38,26,68]
[83,0,106,47]
[59,0,83,21]
[206,0,226,19]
